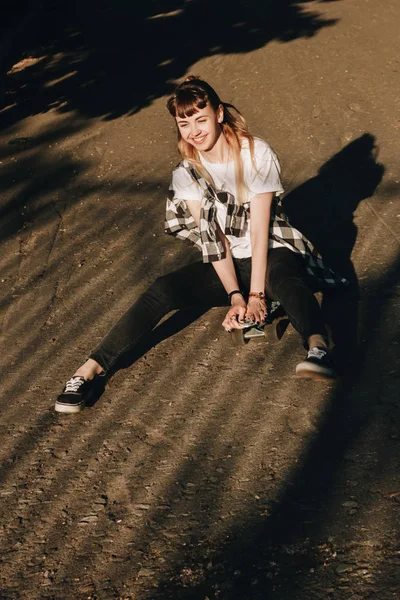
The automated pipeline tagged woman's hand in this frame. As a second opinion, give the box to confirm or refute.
[245,297,267,325]
[222,295,247,331]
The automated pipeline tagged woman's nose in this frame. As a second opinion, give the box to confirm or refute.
[190,122,200,137]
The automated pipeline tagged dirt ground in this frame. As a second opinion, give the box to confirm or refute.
[0,1,399,599]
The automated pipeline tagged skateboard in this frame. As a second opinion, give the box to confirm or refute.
[230,304,290,346]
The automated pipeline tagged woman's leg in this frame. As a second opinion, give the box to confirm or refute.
[56,261,228,412]
[86,261,228,375]
[265,248,328,347]
[265,248,337,379]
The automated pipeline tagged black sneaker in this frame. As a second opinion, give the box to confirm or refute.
[296,347,337,380]
[55,376,91,413]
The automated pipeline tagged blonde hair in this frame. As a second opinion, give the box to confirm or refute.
[167,76,255,203]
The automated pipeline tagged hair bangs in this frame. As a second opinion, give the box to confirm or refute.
[169,89,208,119]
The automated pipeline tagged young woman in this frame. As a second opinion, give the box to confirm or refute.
[55,76,346,414]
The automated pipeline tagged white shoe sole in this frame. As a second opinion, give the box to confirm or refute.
[55,400,86,413]
[296,362,336,381]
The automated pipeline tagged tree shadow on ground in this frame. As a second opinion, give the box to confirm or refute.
[0,119,88,244]
[1,0,340,128]
[0,0,341,245]
[0,133,395,599]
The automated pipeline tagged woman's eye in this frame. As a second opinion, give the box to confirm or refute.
[198,119,206,123]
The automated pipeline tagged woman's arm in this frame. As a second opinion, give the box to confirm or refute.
[186,199,247,329]
[246,191,274,323]
[186,199,240,294]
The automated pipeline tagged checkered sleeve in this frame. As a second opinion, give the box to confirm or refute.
[165,164,228,262]
[165,187,203,251]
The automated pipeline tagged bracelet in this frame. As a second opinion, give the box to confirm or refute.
[228,289,243,302]
[248,291,266,300]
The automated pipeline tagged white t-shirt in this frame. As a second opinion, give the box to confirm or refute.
[171,138,284,259]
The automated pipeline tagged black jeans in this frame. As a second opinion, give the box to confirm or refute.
[90,248,328,372]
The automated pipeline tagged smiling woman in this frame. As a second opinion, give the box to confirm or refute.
[55,76,348,414]
[167,77,254,205]
[177,107,221,150]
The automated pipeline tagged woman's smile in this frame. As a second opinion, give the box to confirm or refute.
[192,134,208,145]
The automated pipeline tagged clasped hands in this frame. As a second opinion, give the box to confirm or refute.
[222,295,267,332]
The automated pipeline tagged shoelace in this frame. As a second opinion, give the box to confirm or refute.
[64,376,85,393]
[307,347,327,360]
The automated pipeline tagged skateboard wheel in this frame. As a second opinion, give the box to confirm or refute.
[231,328,247,346]
[263,317,290,343]
[263,322,280,343]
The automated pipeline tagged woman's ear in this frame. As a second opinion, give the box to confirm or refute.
[217,104,224,124]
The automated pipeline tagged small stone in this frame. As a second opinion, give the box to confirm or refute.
[342,501,359,509]
[138,568,156,577]
[93,496,108,505]
[312,106,321,118]
[349,103,361,112]
[336,563,352,574]
[162,531,178,539]
[79,515,98,523]
[92,530,107,538]
[341,132,354,146]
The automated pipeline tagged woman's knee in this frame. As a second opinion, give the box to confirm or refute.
[267,257,300,288]
[267,254,308,299]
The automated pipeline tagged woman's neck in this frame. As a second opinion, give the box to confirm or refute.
[200,130,231,164]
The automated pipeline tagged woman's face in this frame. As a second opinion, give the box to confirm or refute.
[175,103,223,152]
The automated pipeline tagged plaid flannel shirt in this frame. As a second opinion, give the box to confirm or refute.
[165,163,347,288]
